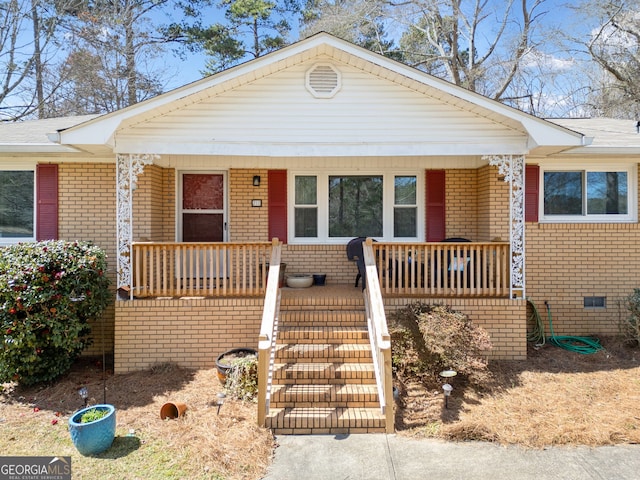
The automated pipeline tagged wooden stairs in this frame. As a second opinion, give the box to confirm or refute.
[264,291,388,434]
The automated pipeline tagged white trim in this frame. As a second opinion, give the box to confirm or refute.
[287,169,424,244]
[537,161,637,224]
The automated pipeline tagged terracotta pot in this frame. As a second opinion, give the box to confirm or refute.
[160,401,188,420]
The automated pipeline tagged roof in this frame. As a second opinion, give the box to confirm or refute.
[548,118,640,154]
[7,35,640,159]
[52,33,584,157]
[0,115,99,154]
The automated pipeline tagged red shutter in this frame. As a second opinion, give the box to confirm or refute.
[525,165,539,222]
[268,170,287,243]
[36,164,58,241]
[425,170,446,242]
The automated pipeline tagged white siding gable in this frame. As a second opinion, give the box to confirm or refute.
[114,58,529,157]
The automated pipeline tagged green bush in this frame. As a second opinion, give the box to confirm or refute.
[389,302,492,384]
[0,241,111,385]
[623,289,640,346]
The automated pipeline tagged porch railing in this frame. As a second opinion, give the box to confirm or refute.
[362,238,394,433]
[373,242,510,297]
[257,240,283,427]
[131,241,273,297]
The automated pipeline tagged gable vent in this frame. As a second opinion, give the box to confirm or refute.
[306,63,341,98]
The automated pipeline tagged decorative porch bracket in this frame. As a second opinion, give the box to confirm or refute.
[484,154,525,298]
[116,153,157,298]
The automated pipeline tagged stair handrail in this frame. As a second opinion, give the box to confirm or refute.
[257,238,282,427]
[362,238,394,433]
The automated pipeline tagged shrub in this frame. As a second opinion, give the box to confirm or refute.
[0,241,111,385]
[80,407,109,423]
[389,302,492,384]
[225,355,258,401]
[623,289,640,346]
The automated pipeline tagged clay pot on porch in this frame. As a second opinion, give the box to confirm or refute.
[216,348,258,384]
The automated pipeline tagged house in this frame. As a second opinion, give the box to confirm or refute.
[2,33,639,433]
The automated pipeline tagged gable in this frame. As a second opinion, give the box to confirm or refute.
[56,33,584,157]
[114,57,529,157]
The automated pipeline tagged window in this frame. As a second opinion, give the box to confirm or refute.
[541,165,636,222]
[329,176,382,237]
[294,176,317,237]
[394,176,417,237]
[0,170,34,241]
[290,172,421,243]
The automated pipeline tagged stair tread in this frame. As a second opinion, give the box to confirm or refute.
[274,343,372,363]
[278,326,370,344]
[265,406,387,433]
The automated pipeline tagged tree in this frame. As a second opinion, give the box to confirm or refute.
[577,0,640,118]
[393,0,549,100]
[177,0,301,74]
[50,0,171,114]
[301,0,399,59]
[0,0,67,120]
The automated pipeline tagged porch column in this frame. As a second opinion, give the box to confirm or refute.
[484,154,525,298]
[116,153,157,298]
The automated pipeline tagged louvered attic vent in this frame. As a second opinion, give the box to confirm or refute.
[306,63,341,98]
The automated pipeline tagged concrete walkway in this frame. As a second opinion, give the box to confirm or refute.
[262,434,640,480]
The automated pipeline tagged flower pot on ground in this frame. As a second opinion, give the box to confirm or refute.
[216,348,257,384]
[68,404,116,456]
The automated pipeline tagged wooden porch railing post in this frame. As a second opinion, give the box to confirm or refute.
[363,238,394,433]
[257,238,282,427]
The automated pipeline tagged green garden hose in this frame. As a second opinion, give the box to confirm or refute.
[526,298,603,354]
[543,301,603,354]
[526,298,546,346]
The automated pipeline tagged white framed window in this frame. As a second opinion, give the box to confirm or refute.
[289,171,422,243]
[540,163,637,223]
[0,168,35,244]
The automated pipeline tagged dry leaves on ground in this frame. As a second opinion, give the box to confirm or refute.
[395,337,640,448]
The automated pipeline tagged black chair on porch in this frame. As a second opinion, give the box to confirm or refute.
[346,237,375,290]
[442,237,472,287]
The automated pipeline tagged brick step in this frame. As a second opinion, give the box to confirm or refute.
[280,293,364,310]
[279,310,366,327]
[274,343,372,362]
[270,383,380,408]
[265,407,387,434]
[272,362,376,384]
[278,326,369,344]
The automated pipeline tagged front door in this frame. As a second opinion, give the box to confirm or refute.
[180,172,226,242]
[179,172,227,280]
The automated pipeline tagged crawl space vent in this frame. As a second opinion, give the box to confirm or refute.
[306,63,341,98]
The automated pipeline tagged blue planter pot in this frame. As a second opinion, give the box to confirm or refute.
[68,404,116,456]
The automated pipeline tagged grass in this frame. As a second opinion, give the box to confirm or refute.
[1,336,639,479]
